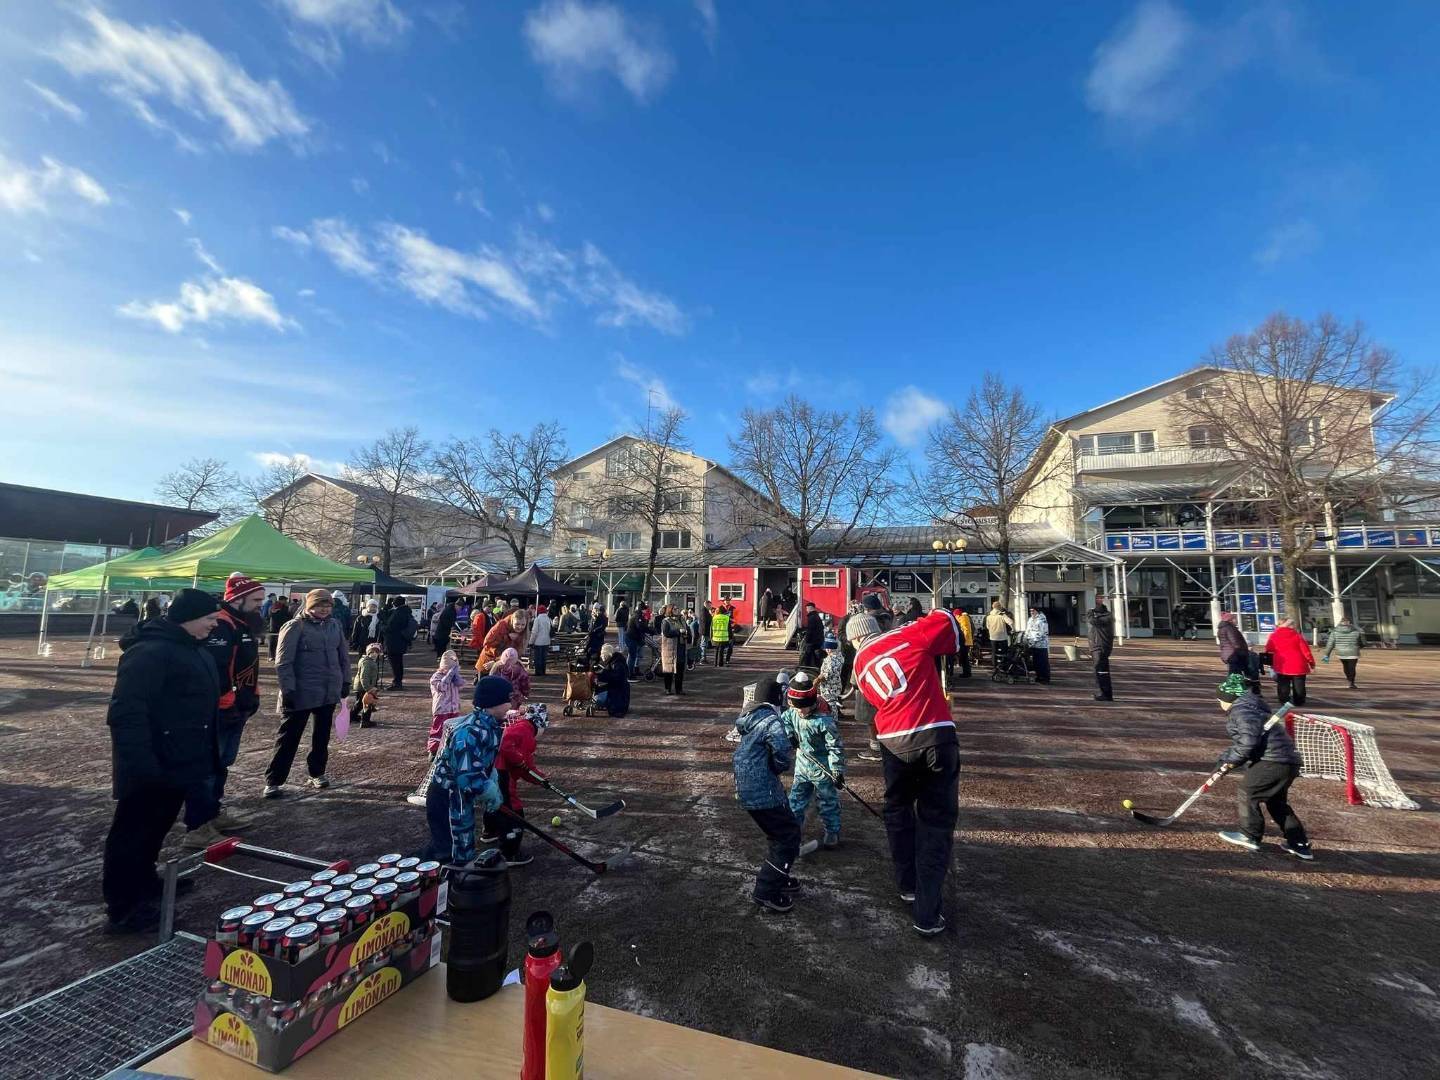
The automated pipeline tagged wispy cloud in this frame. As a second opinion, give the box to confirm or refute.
[186,237,224,273]
[694,0,718,52]
[524,0,674,104]
[0,153,109,214]
[516,232,687,334]
[535,202,556,223]
[119,266,295,334]
[455,186,490,216]
[276,0,410,69]
[351,176,370,195]
[378,223,540,319]
[1253,219,1319,267]
[53,8,310,151]
[25,79,85,122]
[743,367,802,397]
[614,356,678,411]
[881,386,947,447]
[250,449,347,473]
[173,207,192,225]
[1085,1,1318,136]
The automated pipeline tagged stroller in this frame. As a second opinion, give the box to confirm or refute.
[991,633,1035,685]
[562,650,597,716]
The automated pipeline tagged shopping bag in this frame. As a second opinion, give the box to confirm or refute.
[334,697,351,742]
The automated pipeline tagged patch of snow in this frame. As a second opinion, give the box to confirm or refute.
[963,1043,1028,1079]
[1170,995,1224,1040]
[906,963,951,998]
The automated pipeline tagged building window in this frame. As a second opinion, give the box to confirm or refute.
[608,532,641,551]
[1188,425,1223,448]
[1079,431,1156,456]
[809,569,839,588]
[1288,417,1321,447]
[606,495,645,518]
[658,530,692,549]
[605,448,638,477]
[662,462,683,476]
[719,583,745,601]
[1185,385,1209,400]
[661,490,693,513]
[570,471,586,481]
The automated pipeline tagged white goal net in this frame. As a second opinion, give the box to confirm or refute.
[1286,713,1420,811]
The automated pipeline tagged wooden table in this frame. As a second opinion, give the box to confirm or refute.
[147,965,886,1078]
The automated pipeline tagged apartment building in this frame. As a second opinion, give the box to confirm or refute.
[1014,369,1440,641]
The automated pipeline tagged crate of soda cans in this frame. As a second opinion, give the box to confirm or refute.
[194,853,448,1071]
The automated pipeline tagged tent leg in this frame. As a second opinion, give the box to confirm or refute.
[37,589,51,655]
[80,589,104,669]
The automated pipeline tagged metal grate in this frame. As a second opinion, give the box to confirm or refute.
[0,933,207,1080]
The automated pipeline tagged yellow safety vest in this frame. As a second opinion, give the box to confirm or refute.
[712,612,731,642]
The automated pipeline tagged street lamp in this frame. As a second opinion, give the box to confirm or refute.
[932,538,967,607]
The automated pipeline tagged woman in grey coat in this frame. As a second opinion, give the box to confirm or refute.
[265,590,351,797]
[1321,616,1365,689]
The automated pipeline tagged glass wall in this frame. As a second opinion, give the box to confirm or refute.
[0,537,118,614]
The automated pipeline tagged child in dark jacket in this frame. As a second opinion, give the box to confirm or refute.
[1213,674,1313,861]
[732,675,801,913]
[421,676,511,865]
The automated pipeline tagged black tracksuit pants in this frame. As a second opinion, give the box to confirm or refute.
[1238,761,1308,846]
[265,704,335,786]
[387,650,406,686]
[103,784,188,919]
[1093,647,1113,699]
[881,741,960,929]
[747,805,802,902]
[1274,674,1308,705]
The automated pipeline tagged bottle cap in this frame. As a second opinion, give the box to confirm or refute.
[549,941,594,992]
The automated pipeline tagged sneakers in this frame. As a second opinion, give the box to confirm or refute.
[723,729,741,743]
[781,875,801,894]
[180,821,226,852]
[899,890,916,902]
[1093,693,1114,701]
[753,892,794,913]
[1217,830,1261,852]
[868,738,881,752]
[405,794,428,808]
[1282,841,1315,862]
[106,903,160,935]
[212,807,249,832]
[263,784,284,799]
[913,914,948,937]
[505,854,534,867]
[822,832,840,850]
[306,775,331,790]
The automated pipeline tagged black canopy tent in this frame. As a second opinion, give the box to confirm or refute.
[290,569,425,596]
[464,564,584,605]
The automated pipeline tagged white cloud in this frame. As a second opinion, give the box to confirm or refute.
[298,287,317,298]
[614,356,678,410]
[351,175,370,195]
[25,79,85,122]
[278,0,409,69]
[23,249,43,264]
[372,140,393,165]
[250,450,347,473]
[743,368,802,397]
[119,275,294,334]
[173,207,192,225]
[312,217,379,277]
[187,237,224,273]
[272,224,313,250]
[535,202,556,223]
[694,0,718,51]
[1253,219,1320,267]
[377,223,540,319]
[0,153,109,214]
[1084,1,1312,135]
[882,386,948,447]
[516,233,687,334]
[524,0,674,104]
[455,187,489,216]
[54,8,310,151]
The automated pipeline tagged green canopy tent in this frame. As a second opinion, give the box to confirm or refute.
[39,547,165,665]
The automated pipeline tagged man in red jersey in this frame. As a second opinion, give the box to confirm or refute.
[853,608,961,936]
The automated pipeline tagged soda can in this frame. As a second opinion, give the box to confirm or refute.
[343,893,375,928]
[294,902,325,921]
[252,892,285,910]
[330,873,358,889]
[272,897,305,916]
[321,889,353,907]
[370,882,399,914]
[373,867,400,884]
[316,907,348,945]
[414,860,441,888]
[216,905,253,946]
[375,853,403,868]
[393,871,421,906]
[238,910,273,949]
[302,885,331,902]
[281,922,320,964]
[267,1001,298,1032]
[354,862,382,877]
[257,916,296,957]
[395,857,419,872]
[310,869,339,886]
[281,880,312,898]
[351,877,379,894]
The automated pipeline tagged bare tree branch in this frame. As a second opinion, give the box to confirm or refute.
[154,457,243,535]
[242,456,311,537]
[346,427,431,573]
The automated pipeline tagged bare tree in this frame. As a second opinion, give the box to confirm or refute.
[243,456,311,536]
[346,427,431,573]
[155,457,243,535]
[592,407,701,599]
[920,374,1065,603]
[1175,313,1440,625]
[728,396,900,564]
[428,422,569,573]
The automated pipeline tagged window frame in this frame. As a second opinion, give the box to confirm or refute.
[607,531,641,551]
[809,569,839,588]
[718,582,746,601]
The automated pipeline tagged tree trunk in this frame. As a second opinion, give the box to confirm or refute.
[1279,520,1302,631]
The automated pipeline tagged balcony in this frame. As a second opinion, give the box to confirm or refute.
[1088,523,1440,555]
[1076,443,1238,473]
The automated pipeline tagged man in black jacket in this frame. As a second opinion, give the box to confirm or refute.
[799,602,826,669]
[433,598,457,660]
[181,574,264,847]
[1213,676,1312,860]
[382,596,417,689]
[102,588,222,933]
[1088,597,1116,701]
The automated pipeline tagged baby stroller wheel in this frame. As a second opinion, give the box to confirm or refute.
[644,670,655,681]
[563,704,574,716]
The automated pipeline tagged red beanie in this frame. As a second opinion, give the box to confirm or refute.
[224,573,264,602]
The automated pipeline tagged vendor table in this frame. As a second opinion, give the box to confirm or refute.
[146,966,885,1078]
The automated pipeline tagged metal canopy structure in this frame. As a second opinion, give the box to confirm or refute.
[0,482,216,547]
[1016,541,1128,643]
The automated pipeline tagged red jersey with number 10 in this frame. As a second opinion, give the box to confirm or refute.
[854,610,961,753]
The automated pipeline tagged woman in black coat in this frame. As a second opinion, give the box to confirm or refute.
[585,609,609,661]
[382,599,417,689]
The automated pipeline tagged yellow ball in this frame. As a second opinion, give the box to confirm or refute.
[551,816,563,827]
[1122,799,1134,810]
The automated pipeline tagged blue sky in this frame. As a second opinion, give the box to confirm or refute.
[3,2,1439,503]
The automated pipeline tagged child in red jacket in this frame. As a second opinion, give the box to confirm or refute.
[1264,618,1315,705]
[484,703,550,867]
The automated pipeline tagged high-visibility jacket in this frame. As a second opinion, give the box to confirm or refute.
[711,612,731,643]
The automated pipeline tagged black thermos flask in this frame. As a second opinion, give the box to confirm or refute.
[445,849,512,1002]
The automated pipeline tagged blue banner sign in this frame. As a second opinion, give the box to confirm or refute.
[1130,534,1155,551]
[1105,535,1130,551]
[1257,613,1276,632]
[1242,532,1269,549]
[1156,533,1180,550]
[1398,529,1427,547]
[1239,594,1257,613]
[1181,532,1208,549]
[1214,531,1240,549]
[1254,575,1273,594]
[1367,529,1396,547]
[1337,529,1364,548]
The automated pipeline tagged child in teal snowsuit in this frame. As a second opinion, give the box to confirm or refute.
[782,672,845,848]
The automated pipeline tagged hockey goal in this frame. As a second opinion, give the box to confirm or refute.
[1285,713,1420,810]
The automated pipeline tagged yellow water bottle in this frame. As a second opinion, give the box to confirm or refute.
[545,941,594,1080]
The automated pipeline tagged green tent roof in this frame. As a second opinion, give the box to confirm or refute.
[45,547,164,591]
[116,516,373,586]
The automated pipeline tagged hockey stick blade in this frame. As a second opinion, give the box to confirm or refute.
[1129,809,1177,827]
[591,799,626,819]
[499,807,607,874]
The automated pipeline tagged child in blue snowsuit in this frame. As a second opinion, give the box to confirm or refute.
[422,676,512,865]
[732,675,801,913]
[782,671,846,849]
